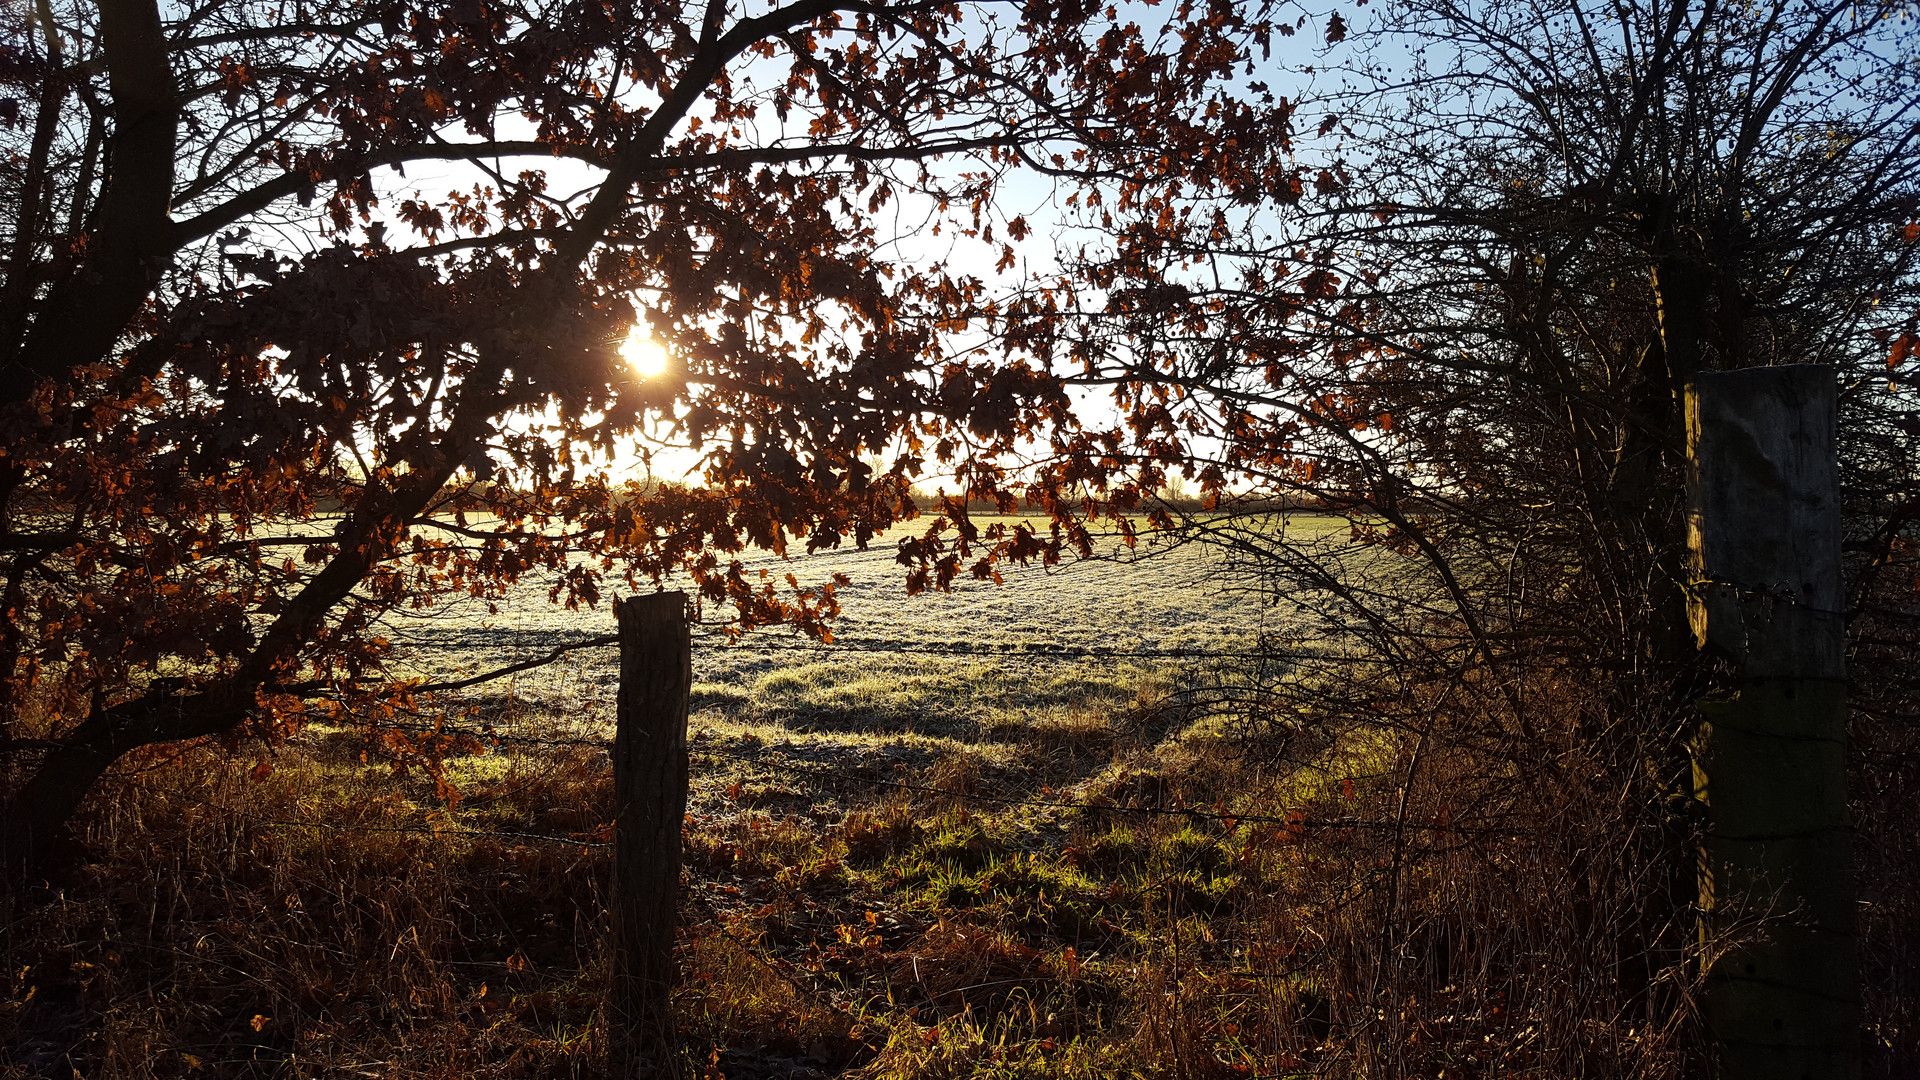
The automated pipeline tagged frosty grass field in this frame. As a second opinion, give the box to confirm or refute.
[370,514,1354,819]
[370,518,1320,734]
[384,521,1304,722]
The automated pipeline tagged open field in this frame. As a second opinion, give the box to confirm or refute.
[6,520,1408,1080]
[6,513,1912,1078]
[379,517,1350,740]
[0,515,1451,1080]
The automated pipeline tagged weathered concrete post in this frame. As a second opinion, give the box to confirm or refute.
[609,591,692,1076]
[1685,365,1856,1079]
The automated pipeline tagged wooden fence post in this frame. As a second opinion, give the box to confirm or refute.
[1685,365,1857,1079]
[610,591,692,1077]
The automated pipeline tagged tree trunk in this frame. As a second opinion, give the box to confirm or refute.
[1685,364,1857,1080]
[1,692,244,889]
[0,462,473,890]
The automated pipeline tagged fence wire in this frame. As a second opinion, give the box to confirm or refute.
[410,632,1353,697]
[236,714,1530,846]
[97,635,1491,849]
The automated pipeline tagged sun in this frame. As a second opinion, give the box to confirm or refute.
[619,327,670,377]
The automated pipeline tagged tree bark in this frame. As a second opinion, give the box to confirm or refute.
[1,691,245,887]
[0,415,489,889]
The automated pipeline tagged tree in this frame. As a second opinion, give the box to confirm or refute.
[0,0,1290,884]
[1034,0,1920,1070]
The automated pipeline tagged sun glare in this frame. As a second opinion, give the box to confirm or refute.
[619,328,670,377]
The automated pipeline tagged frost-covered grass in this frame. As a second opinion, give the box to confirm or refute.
[383,516,1328,740]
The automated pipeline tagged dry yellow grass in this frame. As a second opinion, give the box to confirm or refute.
[3,659,1914,1078]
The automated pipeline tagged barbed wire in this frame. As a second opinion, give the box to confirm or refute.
[413,633,620,694]
[115,718,1530,848]
[737,757,1533,838]
[268,816,613,848]
[293,719,1529,840]
[407,634,1359,696]
[130,777,612,848]
[692,638,1347,663]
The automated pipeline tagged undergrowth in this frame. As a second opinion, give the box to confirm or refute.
[1,671,1913,1079]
